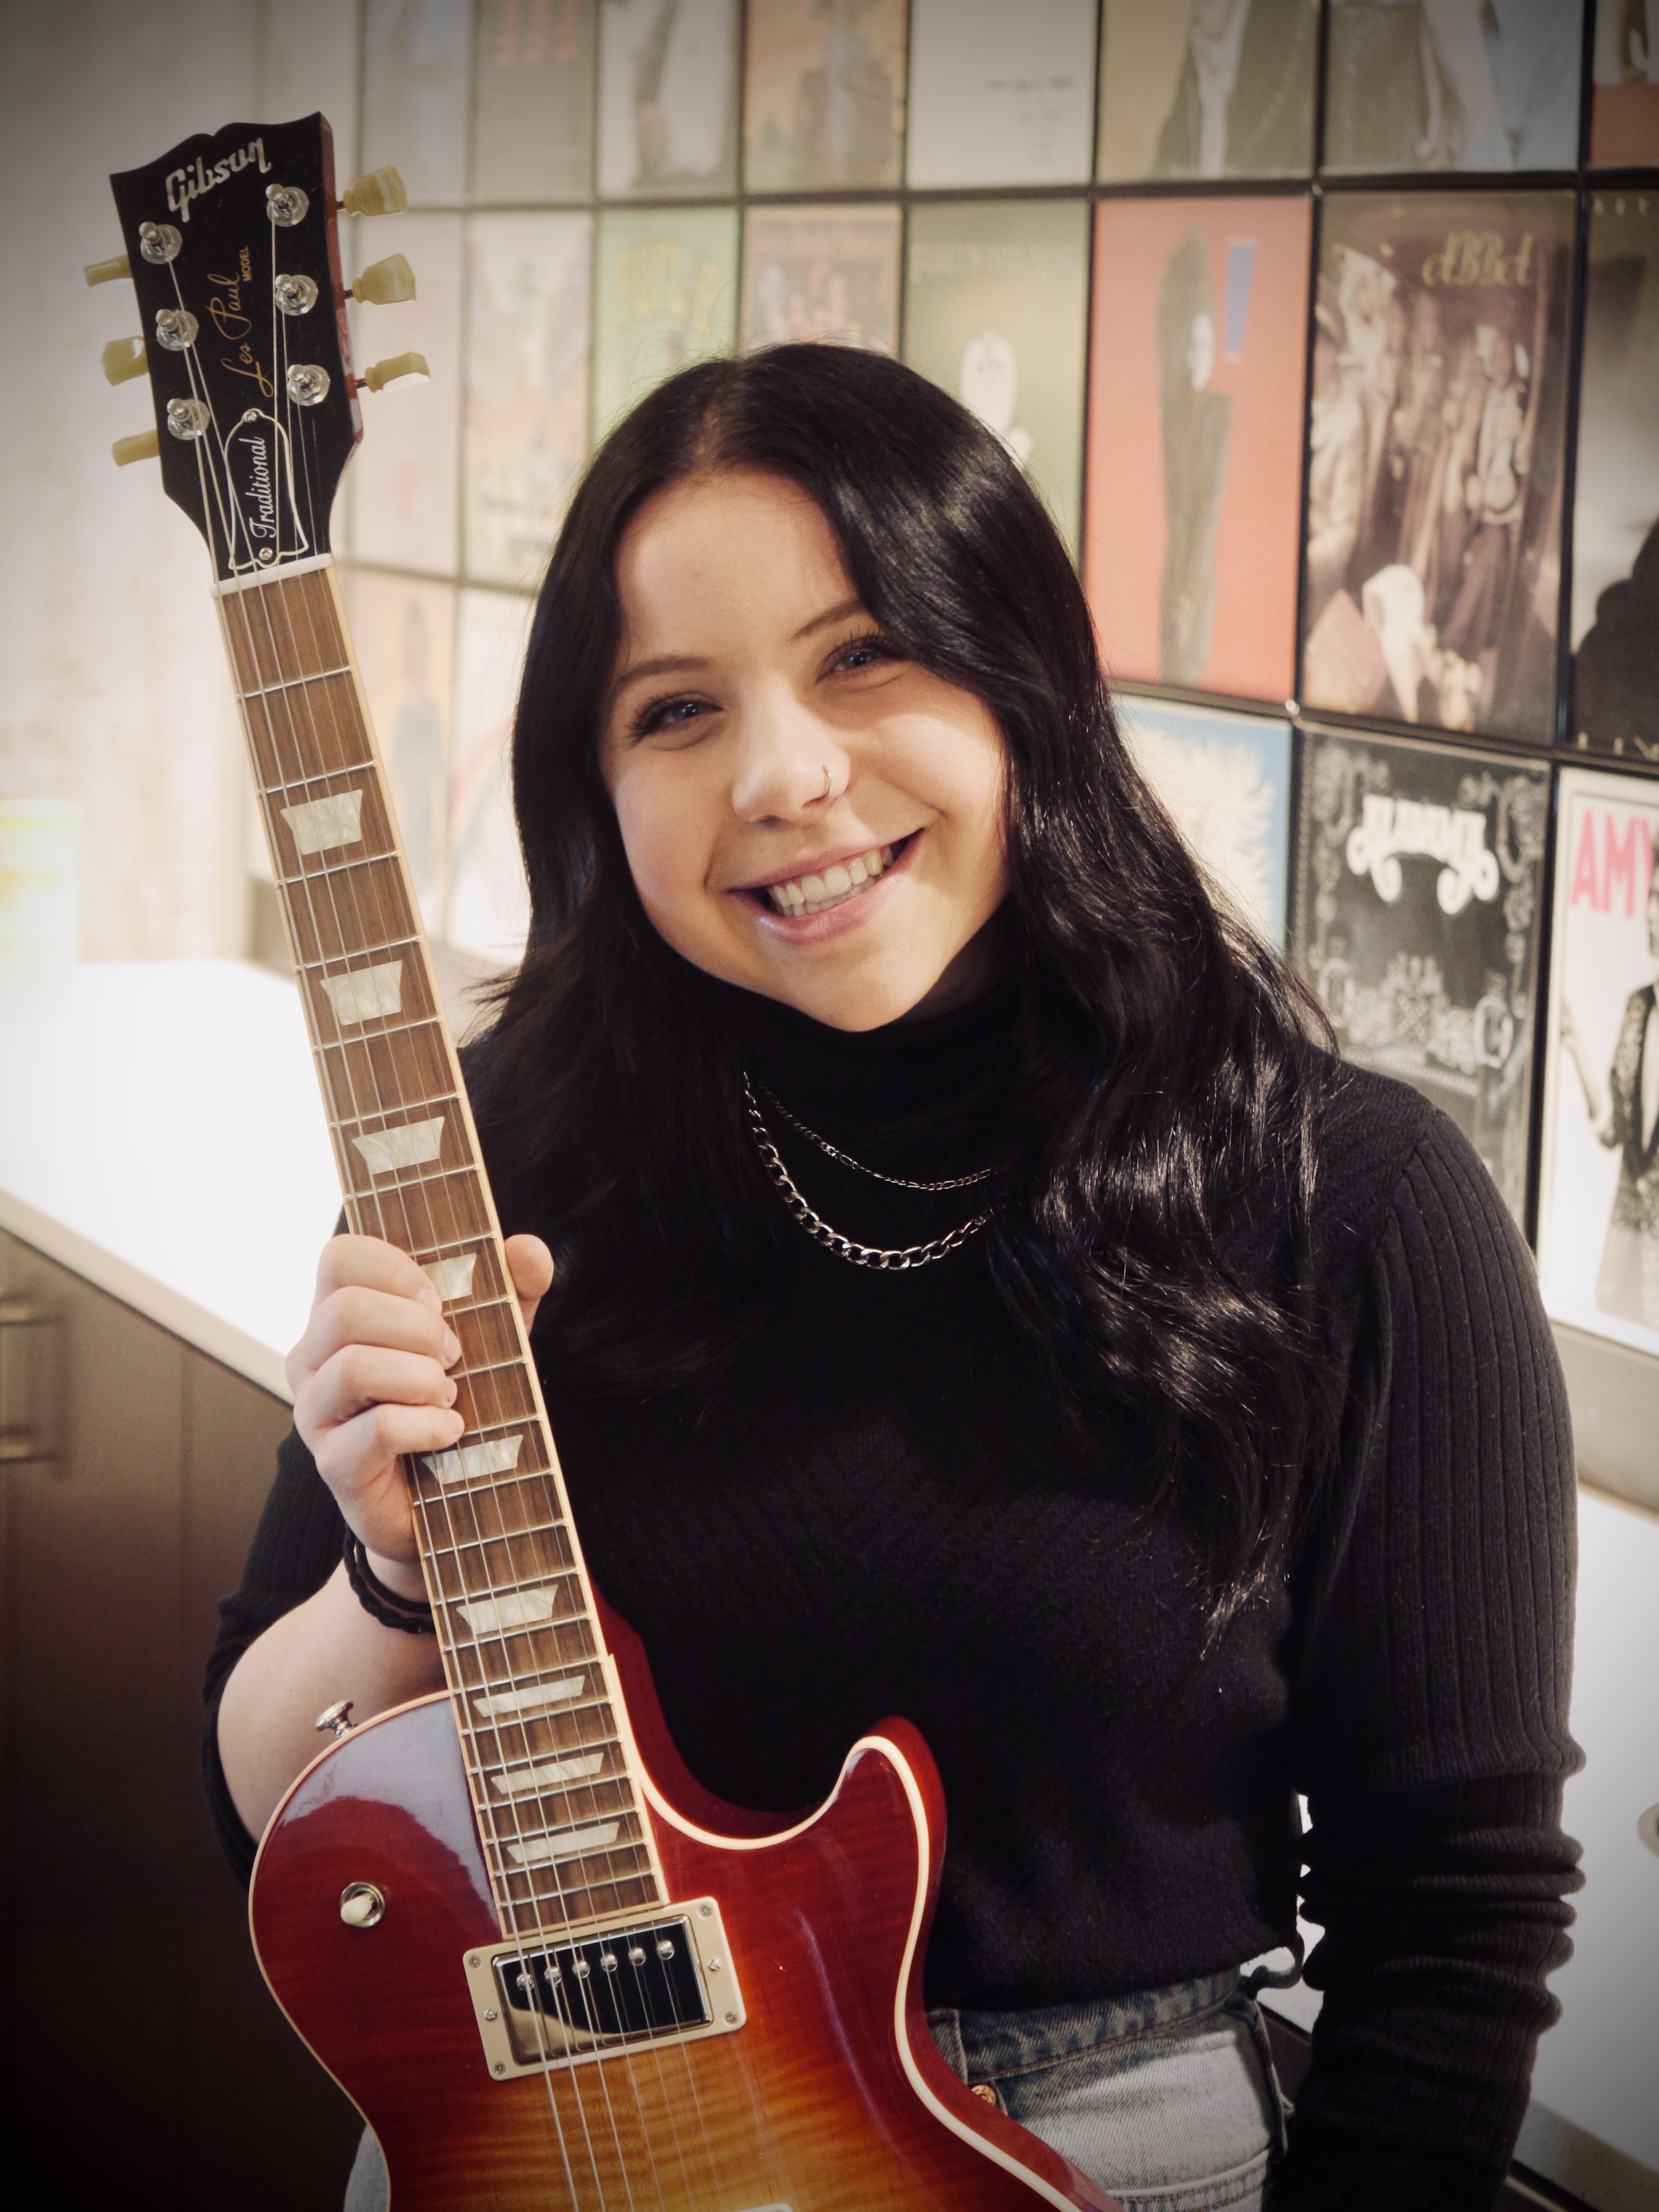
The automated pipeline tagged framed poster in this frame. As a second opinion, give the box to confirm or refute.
[1590,0,1659,165]
[597,0,739,197]
[1539,765,1659,1354]
[1300,191,1574,747]
[1115,695,1293,948]
[463,213,593,588]
[1324,0,1584,175]
[906,0,1097,187]
[1084,194,1311,704]
[740,205,900,354]
[361,0,471,206]
[743,0,908,192]
[448,589,535,967]
[591,206,739,442]
[1291,725,1548,1227]
[346,213,465,576]
[345,571,457,933]
[1571,187,1659,758]
[1096,0,1317,182]
[471,0,597,201]
[903,198,1089,555]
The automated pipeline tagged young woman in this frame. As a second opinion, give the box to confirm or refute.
[208,346,1580,2211]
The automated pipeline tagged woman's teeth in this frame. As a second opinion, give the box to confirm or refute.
[764,843,898,916]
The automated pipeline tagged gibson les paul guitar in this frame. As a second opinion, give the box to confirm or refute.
[98,113,1118,2212]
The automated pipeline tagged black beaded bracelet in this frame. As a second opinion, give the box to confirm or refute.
[342,1529,436,1635]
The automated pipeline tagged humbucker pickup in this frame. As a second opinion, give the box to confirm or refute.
[464,1897,747,2079]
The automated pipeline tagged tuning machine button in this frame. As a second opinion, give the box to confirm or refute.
[350,253,416,307]
[84,253,131,287]
[112,429,160,468]
[341,166,408,218]
[358,351,429,394]
[101,337,147,386]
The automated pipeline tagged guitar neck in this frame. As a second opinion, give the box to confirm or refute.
[220,558,662,1937]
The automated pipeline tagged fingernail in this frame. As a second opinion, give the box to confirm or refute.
[443,1330,460,1364]
[416,1283,441,1311]
[445,1379,458,1405]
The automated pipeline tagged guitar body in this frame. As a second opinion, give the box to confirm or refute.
[252,1695,1114,2212]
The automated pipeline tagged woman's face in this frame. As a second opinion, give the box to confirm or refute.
[598,468,1010,1032]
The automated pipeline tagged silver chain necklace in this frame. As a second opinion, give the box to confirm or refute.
[742,1075,997,1271]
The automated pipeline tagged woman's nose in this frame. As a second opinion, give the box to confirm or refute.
[728,689,846,823]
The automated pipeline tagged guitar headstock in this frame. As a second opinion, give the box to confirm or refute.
[98,113,422,587]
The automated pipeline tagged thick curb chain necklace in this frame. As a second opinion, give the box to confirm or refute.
[742,1074,997,1272]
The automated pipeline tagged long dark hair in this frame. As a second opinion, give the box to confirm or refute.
[469,344,1337,1619]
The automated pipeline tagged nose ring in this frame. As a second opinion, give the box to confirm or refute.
[820,766,833,802]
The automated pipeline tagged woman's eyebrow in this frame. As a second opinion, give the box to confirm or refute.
[611,651,711,690]
[791,595,865,643]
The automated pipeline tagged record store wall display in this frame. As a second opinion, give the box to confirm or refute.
[1115,696,1293,949]
[1095,0,1318,183]
[590,204,740,441]
[743,0,909,193]
[597,0,740,198]
[1291,726,1547,1226]
[473,0,598,202]
[1539,766,1659,1357]
[741,203,901,355]
[1590,0,1659,166]
[906,0,1098,187]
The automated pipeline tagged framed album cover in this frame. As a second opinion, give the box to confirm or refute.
[591,206,740,442]
[597,0,739,198]
[1571,187,1659,758]
[345,570,457,934]
[346,212,465,577]
[743,0,908,193]
[471,0,597,202]
[1115,695,1293,949]
[905,0,1097,188]
[448,589,535,966]
[1323,0,1584,175]
[1539,765,1659,1355]
[1300,190,1575,747]
[903,198,1089,555]
[360,0,472,206]
[1290,725,1548,1227]
[463,213,593,588]
[741,204,900,355]
[1590,0,1659,165]
[1095,0,1317,183]
[1084,194,1311,704]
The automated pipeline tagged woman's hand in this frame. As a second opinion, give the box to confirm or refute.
[286,1233,554,1592]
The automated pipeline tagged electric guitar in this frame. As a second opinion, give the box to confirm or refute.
[98,114,1119,2211]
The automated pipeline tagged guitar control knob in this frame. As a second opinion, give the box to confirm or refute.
[112,429,159,467]
[342,165,408,217]
[359,351,429,393]
[101,337,147,386]
[84,253,131,286]
[351,253,417,306]
[315,1700,356,1739]
[339,1882,386,1929]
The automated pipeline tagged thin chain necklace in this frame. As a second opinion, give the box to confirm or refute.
[751,1081,1000,1191]
[742,1075,997,1271]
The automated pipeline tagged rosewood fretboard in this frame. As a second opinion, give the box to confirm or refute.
[219,560,662,1937]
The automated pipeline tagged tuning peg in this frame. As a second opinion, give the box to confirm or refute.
[85,252,131,286]
[341,166,407,218]
[359,351,429,393]
[101,336,147,386]
[112,428,160,467]
[351,253,417,307]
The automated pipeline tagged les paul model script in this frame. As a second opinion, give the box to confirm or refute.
[96,112,1118,2212]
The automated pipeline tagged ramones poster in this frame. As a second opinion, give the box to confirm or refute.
[1291,727,1548,1226]
[1300,191,1574,748]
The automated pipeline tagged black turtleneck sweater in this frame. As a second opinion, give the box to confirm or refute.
[205,987,1580,2209]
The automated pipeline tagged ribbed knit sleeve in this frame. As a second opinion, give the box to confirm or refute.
[1277,1102,1583,2208]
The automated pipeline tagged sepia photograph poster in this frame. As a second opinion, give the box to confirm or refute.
[463,213,593,589]
[1300,191,1574,747]
[1291,726,1547,1226]
[1095,0,1317,183]
[741,205,900,355]
[1539,765,1659,1355]
[471,0,597,202]
[743,0,908,192]
[346,571,457,936]
[1571,188,1659,758]
[1115,695,1292,948]
[591,206,739,442]
[1084,195,1311,704]
[1324,0,1584,175]
[597,0,739,197]
[1590,0,1659,165]
[448,589,535,966]
[903,200,1089,554]
[905,0,1097,187]
[361,0,472,205]
[346,213,465,576]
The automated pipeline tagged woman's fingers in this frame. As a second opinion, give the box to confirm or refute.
[305,1343,460,1432]
[504,1233,555,1332]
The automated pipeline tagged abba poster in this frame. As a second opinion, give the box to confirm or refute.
[1291,726,1547,1227]
[905,0,1097,187]
[740,205,901,356]
[904,199,1089,555]
[597,0,739,197]
[591,206,740,443]
[1115,696,1292,950]
[1095,0,1317,182]
[743,0,908,192]
[473,0,597,202]
[1539,767,1659,1357]
[347,213,464,578]
[1084,194,1311,705]
[1300,191,1574,748]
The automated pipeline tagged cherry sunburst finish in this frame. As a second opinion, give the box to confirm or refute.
[103,114,1120,2212]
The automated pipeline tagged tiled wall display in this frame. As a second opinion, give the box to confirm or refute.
[332,1,1659,1368]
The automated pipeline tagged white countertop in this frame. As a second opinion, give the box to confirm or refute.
[2,959,1657,2206]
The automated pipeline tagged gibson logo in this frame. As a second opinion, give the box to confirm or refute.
[165,137,270,222]
[1346,794,1500,917]
[1422,230,1534,288]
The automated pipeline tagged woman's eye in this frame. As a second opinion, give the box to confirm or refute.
[831,634,899,676]
[634,695,713,742]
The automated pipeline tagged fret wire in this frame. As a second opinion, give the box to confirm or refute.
[420,1524,569,1563]
[416,1414,541,1449]
[298,936,423,970]
[316,1011,447,1045]
[255,756,378,799]
[326,1089,462,1137]
[344,1159,485,1199]
[276,848,402,887]
[237,664,354,700]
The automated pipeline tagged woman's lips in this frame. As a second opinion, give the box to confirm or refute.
[737,831,919,944]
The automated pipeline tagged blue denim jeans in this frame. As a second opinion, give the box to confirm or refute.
[344,1970,1287,2211]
